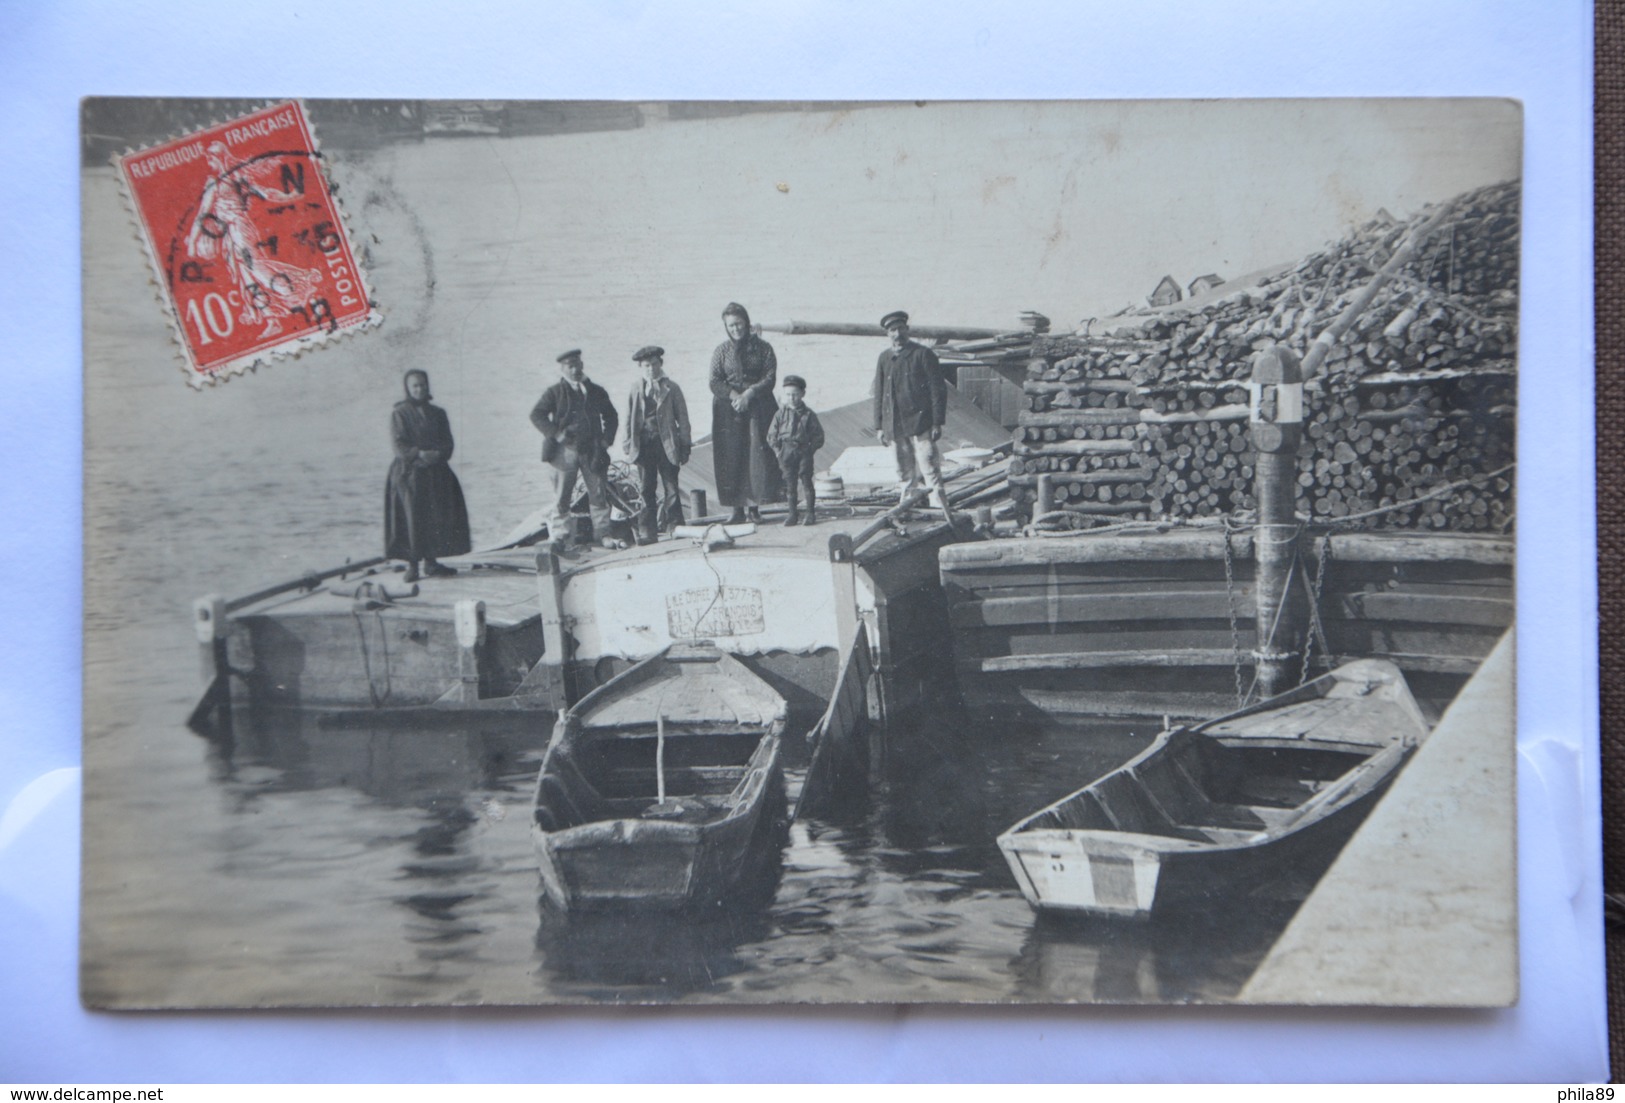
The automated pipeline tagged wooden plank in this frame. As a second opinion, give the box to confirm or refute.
[1337,591,1513,628]
[1327,652,1490,675]
[1324,532,1512,566]
[940,530,1249,567]
[942,567,1240,597]
[980,648,1243,673]
[950,589,1255,628]
[952,624,1254,661]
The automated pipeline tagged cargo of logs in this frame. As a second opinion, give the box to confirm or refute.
[978,180,1518,530]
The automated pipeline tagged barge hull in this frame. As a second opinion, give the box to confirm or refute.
[941,530,1512,719]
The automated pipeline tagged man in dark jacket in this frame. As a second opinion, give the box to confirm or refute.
[530,349,624,550]
[624,345,691,544]
[872,310,955,524]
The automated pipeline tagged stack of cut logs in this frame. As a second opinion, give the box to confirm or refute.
[998,179,1518,531]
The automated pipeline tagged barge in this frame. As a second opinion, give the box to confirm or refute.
[190,395,1011,731]
[939,527,1512,721]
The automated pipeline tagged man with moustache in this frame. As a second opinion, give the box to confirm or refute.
[530,348,625,551]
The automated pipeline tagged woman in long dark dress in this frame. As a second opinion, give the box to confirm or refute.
[385,369,471,582]
[709,301,782,523]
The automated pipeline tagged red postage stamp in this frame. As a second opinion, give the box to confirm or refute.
[116,101,379,386]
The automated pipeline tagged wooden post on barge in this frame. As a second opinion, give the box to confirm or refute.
[527,548,571,710]
[447,599,486,704]
[828,534,861,667]
[1249,346,1308,698]
[1035,473,1055,517]
[188,594,233,738]
[828,531,886,782]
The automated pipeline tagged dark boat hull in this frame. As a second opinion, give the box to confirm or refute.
[531,645,789,913]
[536,764,784,912]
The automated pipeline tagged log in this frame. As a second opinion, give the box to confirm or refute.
[754,320,1011,340]
[1014,438,1136,454]
[1301,198,1459,380]
[1139,405,1251,424]
[1008,468,1154,486]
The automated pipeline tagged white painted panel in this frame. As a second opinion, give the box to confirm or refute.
[564,553,844,660]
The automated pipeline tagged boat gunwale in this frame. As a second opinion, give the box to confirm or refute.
[996,659,1429,857]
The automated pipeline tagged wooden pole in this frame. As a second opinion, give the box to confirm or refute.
[1250,346,1308,698]
[1300,199,1457,380]
[222,557,389,614]
[755,320,1012,341]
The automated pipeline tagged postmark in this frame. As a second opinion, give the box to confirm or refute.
[116,101,379,386]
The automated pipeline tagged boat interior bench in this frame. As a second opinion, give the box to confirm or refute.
[1027,730,1379,844]
[534,727,761,830]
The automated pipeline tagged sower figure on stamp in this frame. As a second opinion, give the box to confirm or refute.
[624,345,691,545]
[709,302,782,524]
[530,349,626,553]
[385,370,471,583]
[767,375,825,527]
[872,310,956,525]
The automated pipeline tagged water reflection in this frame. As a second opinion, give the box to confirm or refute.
[188,699,1315,1003]
[218,707,548,804]
[534,841,785,1000]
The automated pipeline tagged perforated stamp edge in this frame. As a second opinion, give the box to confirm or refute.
[110,99,384,389]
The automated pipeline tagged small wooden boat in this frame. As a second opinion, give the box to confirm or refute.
[531,642,787,912]
[997,659,1430,920]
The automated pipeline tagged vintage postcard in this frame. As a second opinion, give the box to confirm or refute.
[81,98,1519,1008]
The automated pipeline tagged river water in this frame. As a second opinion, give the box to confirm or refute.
[80,103,1511,1008]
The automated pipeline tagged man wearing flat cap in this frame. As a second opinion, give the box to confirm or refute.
[530,349,623,551]
[872,310,955,523]
[624,345,691,544]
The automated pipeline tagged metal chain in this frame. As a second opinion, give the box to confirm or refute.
[1299,531,1334,686]
[1221,518,1246,708]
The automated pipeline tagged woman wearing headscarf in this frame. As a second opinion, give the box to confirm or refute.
[708,302,782,523]
[385,370,472,582]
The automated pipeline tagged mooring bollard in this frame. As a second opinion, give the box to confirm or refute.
[1036,473,1055,516]
[451,599,487,704]
[194,594,227,687]
[690,488,707,519]
[531,547,570,710]
[187,594,235,736]
[1249,345,1308,697]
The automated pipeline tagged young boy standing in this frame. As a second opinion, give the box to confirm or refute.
[766,374,826,526]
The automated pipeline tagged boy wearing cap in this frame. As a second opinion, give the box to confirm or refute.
[530,349,623,551]
[872,310,955,524]
[766,375,825,526]
[624,345,691,544]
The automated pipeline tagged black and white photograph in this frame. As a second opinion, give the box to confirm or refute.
[80,96,1521,1010]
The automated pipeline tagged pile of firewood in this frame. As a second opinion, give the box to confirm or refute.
[999,180,1518,531]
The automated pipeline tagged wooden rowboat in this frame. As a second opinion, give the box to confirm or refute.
[997,659,1430,921]
[531,642,787,912]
